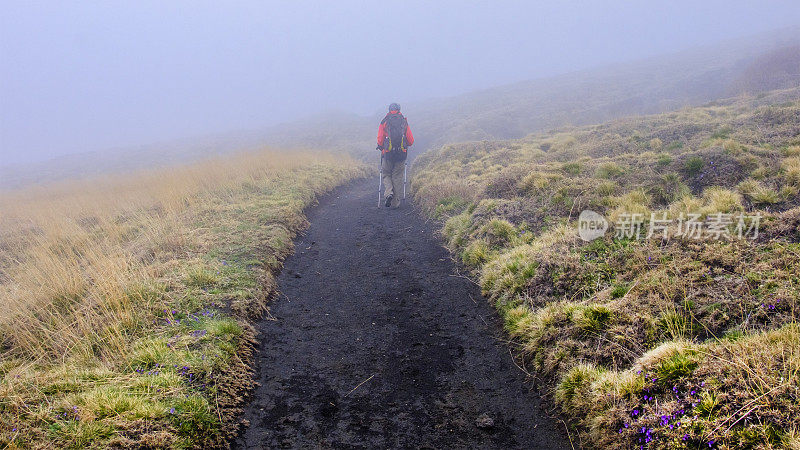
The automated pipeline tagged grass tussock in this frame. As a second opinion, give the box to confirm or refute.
[0,149,366,448]
[412,87,800,448]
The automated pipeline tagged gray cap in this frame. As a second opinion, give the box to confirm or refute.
[389,103,401,112]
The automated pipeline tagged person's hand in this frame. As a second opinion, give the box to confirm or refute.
[376,145,383,151]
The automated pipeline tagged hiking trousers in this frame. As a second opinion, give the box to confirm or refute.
[382,156,405,206]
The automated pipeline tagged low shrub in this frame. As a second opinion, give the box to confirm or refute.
[684,156,705,176]
[657,153,674,166]
[433,195,471,218]
[561,162,582,176]
[700,187,743,215]
[573,304,614,333]
[442,211,472,249]
[649,138,663,150]
[738,179,780,205]
[596,162,626,179]
[518,171,563,192]
[783,156,800,186]
[461,239,492,267]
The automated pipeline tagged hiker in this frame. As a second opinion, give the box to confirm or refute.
[377,103,414,207]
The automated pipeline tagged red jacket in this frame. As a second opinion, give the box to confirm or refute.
[377,110,414,154]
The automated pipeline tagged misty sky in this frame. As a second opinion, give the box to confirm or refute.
[2,1,800,166]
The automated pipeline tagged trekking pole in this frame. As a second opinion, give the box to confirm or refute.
[402,161,407,202]
[378,152,383,207]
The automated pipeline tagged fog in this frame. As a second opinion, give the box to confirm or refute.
[2,0,799,166]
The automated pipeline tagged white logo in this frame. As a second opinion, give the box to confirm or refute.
[578,210,608,242]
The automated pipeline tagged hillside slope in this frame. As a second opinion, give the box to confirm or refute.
[261,31,800,156]
[410,42,800,152]
[412,87,800,448]
[4,31,798,190]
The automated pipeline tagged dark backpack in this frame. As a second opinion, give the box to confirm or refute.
[383,113,408,159]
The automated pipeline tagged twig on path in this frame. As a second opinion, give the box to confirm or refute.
[508,348,532,378]
[560,419,576,450]
[344,373,376,398]
[449,268,480,286]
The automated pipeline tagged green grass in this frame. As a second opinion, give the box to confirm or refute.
[610,282,630,299]
[433,195,471,218]
[573,304,614,333]
[710,126,733,140]
[655,350,699,383]
[561,162,582,175]
[595,162,625,179]
[555,363,604,408]
[683,156,705,176]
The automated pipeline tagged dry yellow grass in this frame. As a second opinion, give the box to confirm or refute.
[1,151,333,360]
[0,148,366,447]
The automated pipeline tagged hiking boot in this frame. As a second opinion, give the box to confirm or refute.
[385,195,393,207]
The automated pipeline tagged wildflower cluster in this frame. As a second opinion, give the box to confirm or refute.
[134,362,164,376]
[618,372,718,449]
[761,297,786,313]
[54,405,80,422]
[162,308,216,327]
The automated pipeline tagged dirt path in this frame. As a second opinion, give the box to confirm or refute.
[235,177,570,449]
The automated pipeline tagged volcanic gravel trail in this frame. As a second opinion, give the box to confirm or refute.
[235,176,570,449]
